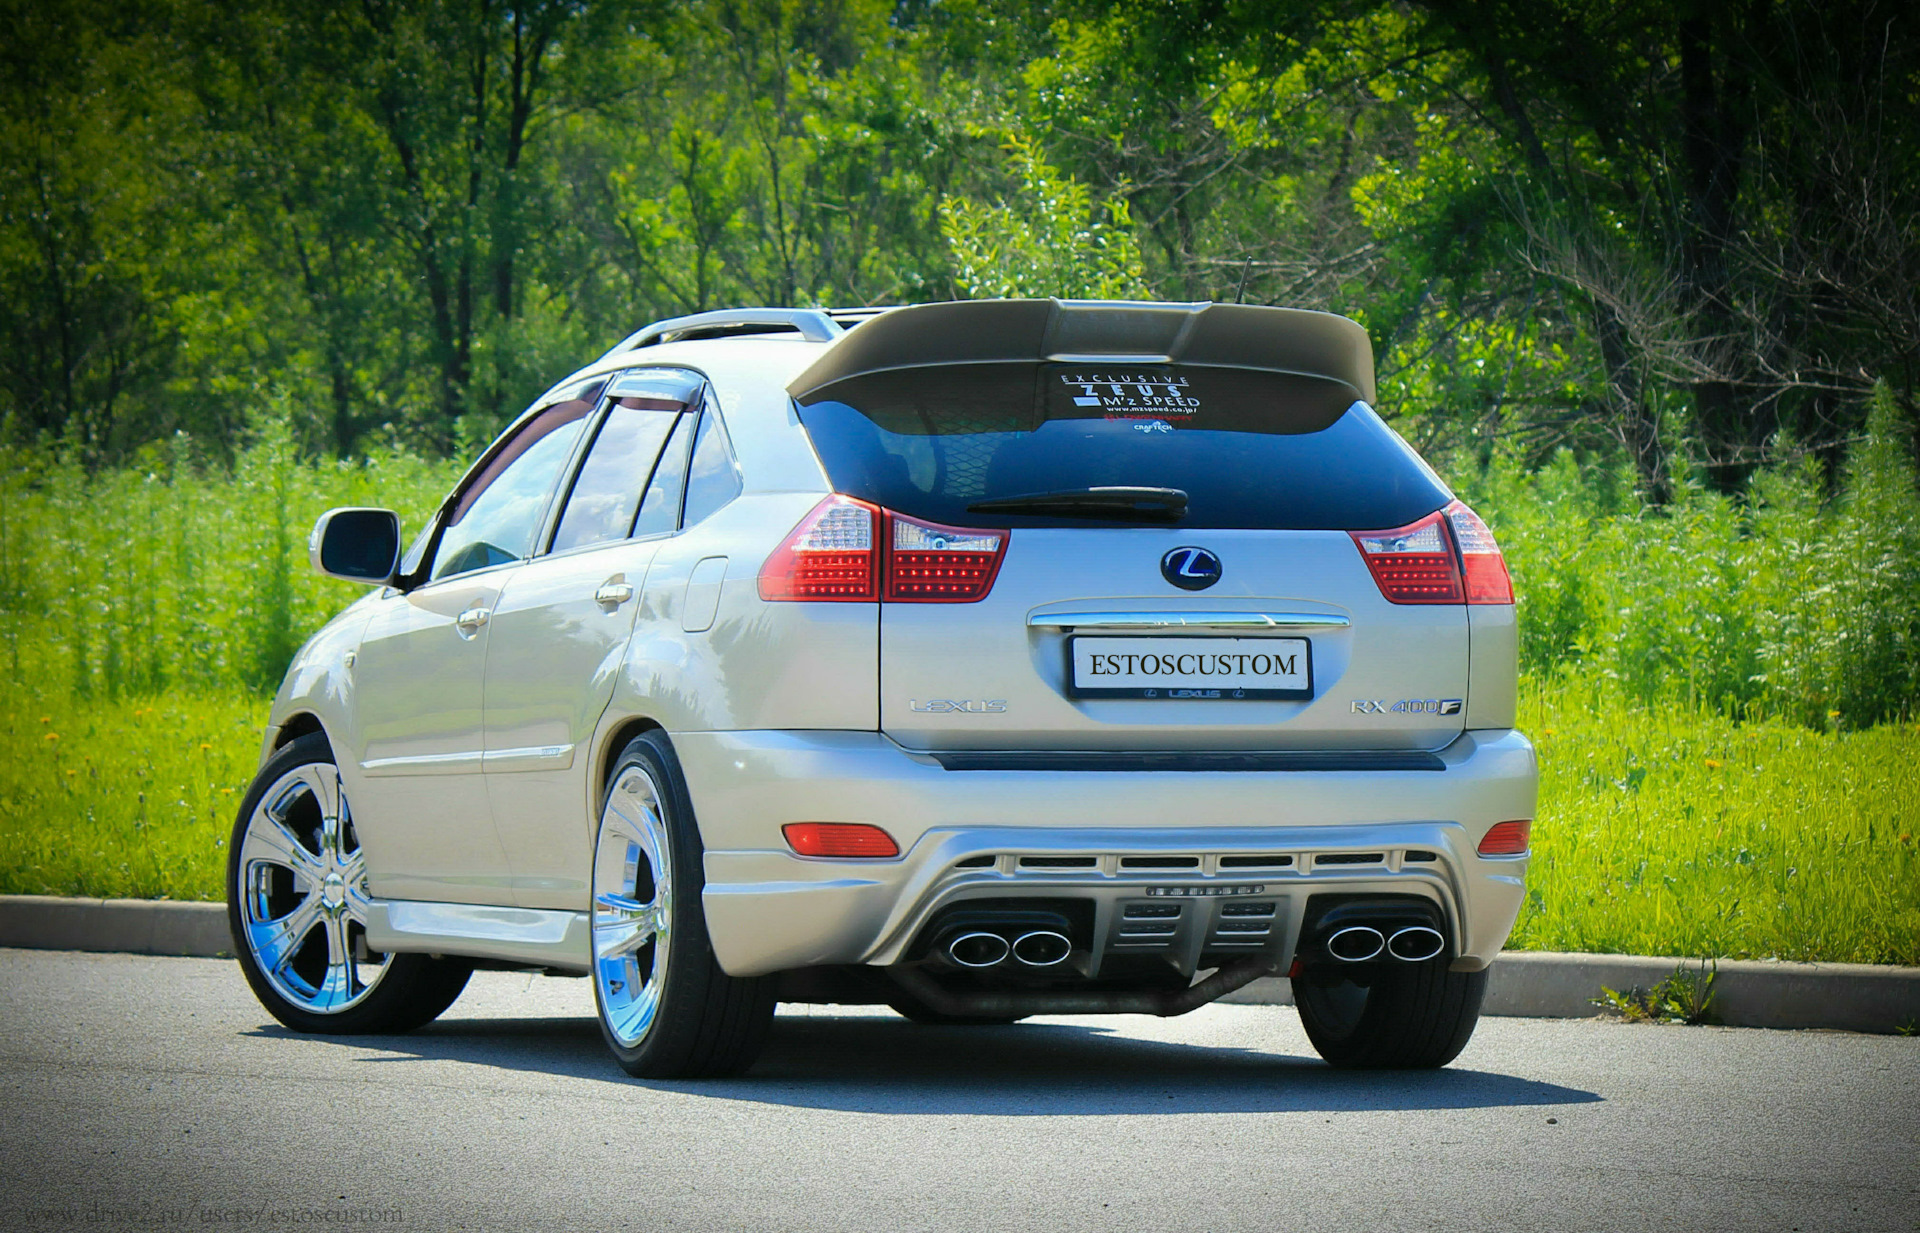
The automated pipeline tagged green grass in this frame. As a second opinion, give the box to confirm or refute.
[0,683,259,900]
[1511,674,1920,965]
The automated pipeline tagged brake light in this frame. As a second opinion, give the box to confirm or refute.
[1444,502,1514,604]
[757,495,879,601]
[1477,820,1531,856]
[783,822,900,858]
[886,514,1007,602]
[1351,510,1463,603]
[1351,501,1512,605]
[760,497,1010,603]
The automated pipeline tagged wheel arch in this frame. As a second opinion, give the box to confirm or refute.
[271,711,329,753]
[596,714,668,790]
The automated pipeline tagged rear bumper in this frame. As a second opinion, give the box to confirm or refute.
[678,728,1535,978]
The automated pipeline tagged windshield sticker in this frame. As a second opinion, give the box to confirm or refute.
[1057,371,1200,422]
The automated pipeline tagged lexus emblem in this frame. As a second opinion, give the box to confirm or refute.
[1161,546,1222,591]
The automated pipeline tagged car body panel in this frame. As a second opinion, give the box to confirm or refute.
[879,528,1468,750]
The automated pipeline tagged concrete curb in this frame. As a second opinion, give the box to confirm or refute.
[0,894,231,959]
[1223,951,1920,1035]
[3,894,1915,1034]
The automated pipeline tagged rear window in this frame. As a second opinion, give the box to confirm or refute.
[793,363,1450,531]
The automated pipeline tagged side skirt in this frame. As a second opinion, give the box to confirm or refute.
[363,900,591,973]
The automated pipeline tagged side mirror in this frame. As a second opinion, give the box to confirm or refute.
[310,508,401,585]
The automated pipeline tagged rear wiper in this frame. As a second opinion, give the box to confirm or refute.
[966,486,1189,519]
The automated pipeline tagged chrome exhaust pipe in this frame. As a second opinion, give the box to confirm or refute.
[1010,930,1072,967]
[946,931,1011,968]
[1325,925,1386,962]
[1387,926,1445,962]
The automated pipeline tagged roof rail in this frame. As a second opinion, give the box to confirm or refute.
[598,308,845,362]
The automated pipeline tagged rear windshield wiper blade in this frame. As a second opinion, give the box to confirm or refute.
[967,486,1189,519]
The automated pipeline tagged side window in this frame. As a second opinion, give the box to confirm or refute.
[681,408,744,527]
[429,398,592,581]
[549,401,682,554]
[633,413,695,538]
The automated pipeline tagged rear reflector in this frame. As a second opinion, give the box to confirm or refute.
[1477,820,1531,856]
[760,496,1010,603]
[783,822,900,858]
[1351,500,1513,605]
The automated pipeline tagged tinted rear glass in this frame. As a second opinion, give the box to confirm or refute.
[794,363,1450,530]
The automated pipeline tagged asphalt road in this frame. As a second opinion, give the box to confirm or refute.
[1,948,1915,1233]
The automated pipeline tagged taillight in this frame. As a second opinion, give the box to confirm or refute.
[1351,500,1512,605]
[1477,819,1531,856]
[756,495,879,601]
[886,514,1007,602]
[760,497,1010,604]
[783,822,900,858]
[1351,510,1463,603]
[1443,502,1514,604]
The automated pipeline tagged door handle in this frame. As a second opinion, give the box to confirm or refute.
[594,582,634,609]
[455,606,491,637]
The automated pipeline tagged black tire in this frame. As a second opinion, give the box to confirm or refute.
[884,989,1027,1027]
[590,731,776,1078]
[1293,959,1488,1069]
[227,732,472,1035]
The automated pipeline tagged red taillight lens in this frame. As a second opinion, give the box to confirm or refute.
[1351,501,1513,605]
[1444,501,1514,604]
[760,497,1010,603]
[756,495,879,601]
[885,514,1007,602]
[1477,819,1531,856]
[1351,510,1464,603]
[782,822,900,858]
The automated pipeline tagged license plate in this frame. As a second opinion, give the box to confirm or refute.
[1067,636,1313,700]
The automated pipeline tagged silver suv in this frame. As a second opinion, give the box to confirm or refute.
[228,299,1536,1076]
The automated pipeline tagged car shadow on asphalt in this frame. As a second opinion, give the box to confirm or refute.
[250,1011,1603,1116]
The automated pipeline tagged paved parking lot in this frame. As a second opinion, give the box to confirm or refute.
[1,948,1914,1231]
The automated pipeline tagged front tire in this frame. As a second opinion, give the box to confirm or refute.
[1294,959,1488,1069]
[590,731,776,1078]
[227,733,471,1034]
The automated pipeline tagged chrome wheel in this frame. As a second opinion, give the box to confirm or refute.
[592,762,673,1049]
[236,760,389,1014]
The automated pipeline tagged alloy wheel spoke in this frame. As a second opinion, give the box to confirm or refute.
[252,893,324,977]
[243,814,327,885]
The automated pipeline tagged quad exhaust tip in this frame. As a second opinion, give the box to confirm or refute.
[1325,923,1447,963]
[1325,925,1386,963]
[1387,925,1445,962]
[946,931,1011,968]
[1011,930,1073,967]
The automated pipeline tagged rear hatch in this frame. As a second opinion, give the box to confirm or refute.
[787,302,1474,754]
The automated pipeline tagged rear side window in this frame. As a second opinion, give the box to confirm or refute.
[548,369,703,554]
[793,363,1449,530]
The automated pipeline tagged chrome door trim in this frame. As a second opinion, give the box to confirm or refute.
[480,744,577,773]
[1026,611,1352,631]
[358,751,487,777]
[364,899,591,970]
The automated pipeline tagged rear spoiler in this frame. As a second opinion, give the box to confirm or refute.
[786,299,1376,405]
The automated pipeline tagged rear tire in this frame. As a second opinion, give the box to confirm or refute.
[1294,959,1487,1069]
[590,731,776,1078]
[227,733,472,1035]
